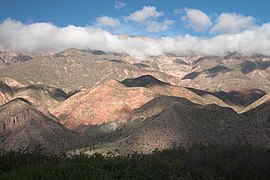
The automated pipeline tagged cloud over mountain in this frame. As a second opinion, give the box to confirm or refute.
[1,18,270,59]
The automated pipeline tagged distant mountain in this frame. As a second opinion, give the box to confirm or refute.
[0,49,179,93]
[1,49,269,92]
[151,53,270,92]
[0,98,80,153]
[0,51,32,69]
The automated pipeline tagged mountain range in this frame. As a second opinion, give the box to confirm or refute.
[1,48,270,155]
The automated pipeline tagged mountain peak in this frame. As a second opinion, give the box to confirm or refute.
[121,75,168,87]
[224,51,245,60]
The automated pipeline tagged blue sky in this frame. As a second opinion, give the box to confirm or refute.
[1,0,270,58]
[1,0,269,37]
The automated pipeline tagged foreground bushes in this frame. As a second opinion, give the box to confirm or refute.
[1,145,270,179]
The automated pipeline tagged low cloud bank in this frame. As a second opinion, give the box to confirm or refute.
[1,18,270,59]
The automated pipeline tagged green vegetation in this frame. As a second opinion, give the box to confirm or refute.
[1,145,270,179]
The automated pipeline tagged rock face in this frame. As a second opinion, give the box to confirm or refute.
[0,98,80,153]
[53,80,155,129]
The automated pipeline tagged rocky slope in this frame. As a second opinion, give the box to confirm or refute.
[0,49,180,93]
[0,81,13,105]
[0,51,32,69]
[0,79,68,111]
[55,75,268,133]
[53,80,155,129]
[149,52,270,92]
[0,98,81,153]
[54,75,234,131]
[79,96,270,155]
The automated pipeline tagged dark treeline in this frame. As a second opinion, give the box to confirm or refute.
[1,144,270,179]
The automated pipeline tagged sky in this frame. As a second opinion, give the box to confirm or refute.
[1,0,270,59]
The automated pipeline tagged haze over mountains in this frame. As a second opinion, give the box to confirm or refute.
[0,47,270,155]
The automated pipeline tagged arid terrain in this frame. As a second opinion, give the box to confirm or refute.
[1,49,270,155]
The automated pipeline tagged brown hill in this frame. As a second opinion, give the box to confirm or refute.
[120,75,231,108]
[0,79,68,111]
[55,76,235,131]
[53,80,155,129]
[79,96,270,155]
[0,98,81,153]
[11,84,69,111]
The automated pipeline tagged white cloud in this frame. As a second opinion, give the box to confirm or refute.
[210,13,256,34]
[181,8,212,32]
[96,16,120,27]
[1,18,270,60]
[147,20,174,32]
[127,6,163,23]
[114,1,126,9]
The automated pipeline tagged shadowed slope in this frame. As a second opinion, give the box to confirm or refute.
[188,88,266,112]
[81,96,270,155]
[121,75,167,87]
[0,98,80,153]
[0,79,69,111]
[244,93,270,127]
